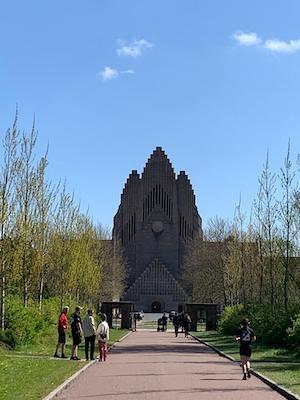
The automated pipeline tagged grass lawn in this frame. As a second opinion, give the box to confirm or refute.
[0,357,82,400]
[0,327,129,400]
[192,331,300,396]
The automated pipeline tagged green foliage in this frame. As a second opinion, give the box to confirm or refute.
[287,313,300,351]
[218,303,298,347]
[248,304,297,346]
[0,295,103,348]
[217,304,245,334]
[1,297,45,347]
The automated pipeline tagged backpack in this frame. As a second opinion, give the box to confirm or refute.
[241,328,251,343]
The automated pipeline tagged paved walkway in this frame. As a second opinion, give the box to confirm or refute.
[58,330,285,400]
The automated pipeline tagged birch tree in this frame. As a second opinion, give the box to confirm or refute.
[0,115,19,328]
[259,152,278,305]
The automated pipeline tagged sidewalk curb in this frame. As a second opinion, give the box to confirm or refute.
[191,334,300,400]
[42,331,132,400]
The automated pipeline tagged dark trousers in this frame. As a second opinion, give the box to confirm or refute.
[174,324,179,337]
[85,335,95,360]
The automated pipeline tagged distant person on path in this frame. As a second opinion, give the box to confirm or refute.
[96,313,110,362]
[235,318,256,380]
[183,313,191,337]
[132,312,139,331]
[173,312,180,337]
[70,306,83,360]
[54,306,69,358]
[161,312,168,331]
[82,309,96,360]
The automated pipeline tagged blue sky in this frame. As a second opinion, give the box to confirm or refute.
[1,1,300,229]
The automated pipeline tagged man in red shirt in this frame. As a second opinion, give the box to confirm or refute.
[54,306,69,358]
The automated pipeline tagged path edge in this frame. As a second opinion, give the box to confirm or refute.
[191,333,300,400]
[42,331,132,400]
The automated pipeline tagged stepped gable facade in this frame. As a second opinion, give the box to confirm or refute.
[113,146,203,312]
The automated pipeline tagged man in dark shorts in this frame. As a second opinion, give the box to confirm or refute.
[70,306,83,360]
[235,318,256,380]
[54,306,69,358]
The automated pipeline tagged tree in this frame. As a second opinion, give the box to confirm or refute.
[14,126,38,306]
[0,114,19,328]
[32,153,56,310]
[279,141,296,309]
[97,226,126,303]
[259,152,278,306]
[254,181,265,303]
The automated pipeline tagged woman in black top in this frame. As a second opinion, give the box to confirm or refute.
[235,319,256,380]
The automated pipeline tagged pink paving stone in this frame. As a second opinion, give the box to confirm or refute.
[57,330,286,400]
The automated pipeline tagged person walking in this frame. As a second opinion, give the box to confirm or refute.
[161,312,168,331]
[183,313,191,337]
[173,312,180,337]
[96,313,110,362]
[54,306,69,358]
[235,318,256,380]
[70,306,83,360]
[82,309,96,360]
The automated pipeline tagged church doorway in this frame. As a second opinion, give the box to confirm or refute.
[151,301,161,312]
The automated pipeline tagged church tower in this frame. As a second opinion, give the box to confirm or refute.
[113,147,202,312]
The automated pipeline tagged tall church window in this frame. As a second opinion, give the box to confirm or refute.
[179,212,182,235]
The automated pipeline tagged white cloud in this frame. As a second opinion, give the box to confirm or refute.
[233,31,262,46]
[264,38,300,54]
[99,67,135,82]
[121,69,135,75]
[117,39,153,57]
[101,66,119,81]
[232,31,300,55]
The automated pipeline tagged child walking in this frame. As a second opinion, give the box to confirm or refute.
[96,313,110,362]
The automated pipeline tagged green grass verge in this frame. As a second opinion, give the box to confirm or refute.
[192,331,300,396]
[0,327,129,400]
[0,357,82,400]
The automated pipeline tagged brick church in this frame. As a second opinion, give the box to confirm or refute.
[113,147,203,312]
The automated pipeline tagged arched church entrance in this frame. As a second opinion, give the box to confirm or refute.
[151,301,161,312]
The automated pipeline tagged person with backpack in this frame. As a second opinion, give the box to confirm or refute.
[96,313,110,362]
[235,318,256,380]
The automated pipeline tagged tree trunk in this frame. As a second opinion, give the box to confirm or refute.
[39,276,44,311]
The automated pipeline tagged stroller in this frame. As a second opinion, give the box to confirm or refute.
[157,318,165,332]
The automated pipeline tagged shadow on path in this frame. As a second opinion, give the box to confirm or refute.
[73,386,273,399]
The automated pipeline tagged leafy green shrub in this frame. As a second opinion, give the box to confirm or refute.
[287,313,300,351]
[0,328,16,348]
[0,296,100,348]
[218,303,298,347]
[3,297,46,347]
[247,304,298,347]
[218,304,245,334]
